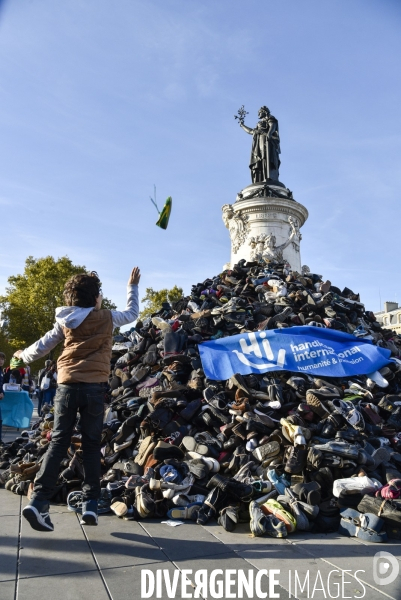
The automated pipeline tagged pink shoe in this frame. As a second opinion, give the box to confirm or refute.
[376,479,401,500]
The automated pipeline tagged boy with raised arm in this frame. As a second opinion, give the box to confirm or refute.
[15,267,140,531]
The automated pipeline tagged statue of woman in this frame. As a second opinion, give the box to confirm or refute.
[239,106,281,183]
[222,204,249,253]
[262,216,297,263]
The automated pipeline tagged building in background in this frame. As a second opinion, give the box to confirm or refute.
[375,302,401,335]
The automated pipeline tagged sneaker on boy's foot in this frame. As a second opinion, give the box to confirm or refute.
[80,499,98,526]
[22,500,54,532]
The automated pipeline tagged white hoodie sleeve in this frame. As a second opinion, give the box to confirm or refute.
[111,284,139,328]
[20,323,65,364]
[20,285,139,363]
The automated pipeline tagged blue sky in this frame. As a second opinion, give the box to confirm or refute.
[0,0,400,322]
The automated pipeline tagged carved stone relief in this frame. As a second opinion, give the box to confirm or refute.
[221,204,250,254]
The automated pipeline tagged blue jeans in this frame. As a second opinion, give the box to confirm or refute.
[32,383,106,503]
[43,388,57,407]
[37,390,44,416]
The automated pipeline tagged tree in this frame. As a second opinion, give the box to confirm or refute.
[0,256,116,370]
[140,285,184,319]
[0,328,17,365]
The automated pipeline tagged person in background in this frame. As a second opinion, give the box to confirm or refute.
[37,359,52,416]
[42,361,57,408]
[5,368,23,385]
[0,351,5,445]
[21,364,33,394]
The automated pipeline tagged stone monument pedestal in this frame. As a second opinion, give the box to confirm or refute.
[222,181,308,272]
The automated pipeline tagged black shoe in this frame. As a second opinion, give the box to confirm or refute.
[245,418,273,437]
[207,473,228,491]
[312,513,341,533]
[309,467,334,499]
[104,451,121,467]
[197,487,227,525]
[194,432,222,458]
[22,500,54,532]
[335,429,363,443]
[186,459,209,480]
[292,481,321,506]
[206,406,231,425]
[179,399,202,422]
[153,441,185,461]
[218,505,239,532]
[387,408,401,429]
[223,436,242,452]
[284,445,307,474]
[226,480,254,501]
[225,453,249,474]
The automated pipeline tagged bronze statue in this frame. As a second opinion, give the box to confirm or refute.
[236,106,281,183]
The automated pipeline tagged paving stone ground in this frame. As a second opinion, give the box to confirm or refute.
[1,408,400,600]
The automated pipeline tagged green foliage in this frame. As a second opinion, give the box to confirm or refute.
[140,285,183,319]
[0,328,18,364]
[101,297,117,311]
[0,256,116,371]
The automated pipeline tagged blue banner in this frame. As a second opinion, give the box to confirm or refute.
[199,326,392,380]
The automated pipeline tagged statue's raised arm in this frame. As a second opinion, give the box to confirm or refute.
[239,122,254,135]
[257,216,299,265]
[276,216,298,252]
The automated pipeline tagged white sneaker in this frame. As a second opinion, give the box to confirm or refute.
[264,400,282,410]
[172,493,205,506]
[333,476,381,498]
[202,456,220,473]
[366,371,389,388]
[151,317,172,332]
[114,435,136,452]
[293,426,306,447]
[377,437,391,446]
[246,438,258,452]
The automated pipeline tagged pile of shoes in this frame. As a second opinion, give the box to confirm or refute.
[0,409,90,504]
[1,259,401,541]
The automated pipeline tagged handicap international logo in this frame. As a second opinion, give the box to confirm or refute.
[199,326,391,381]
[232,331,286,371]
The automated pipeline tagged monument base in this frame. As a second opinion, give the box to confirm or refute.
[222,186,308,272]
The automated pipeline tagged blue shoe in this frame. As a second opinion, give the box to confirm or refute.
[339,508,387,543]
[68,492,110,525]
[22,500,54,532]
[80,499,98,526]
[266,469,290,495]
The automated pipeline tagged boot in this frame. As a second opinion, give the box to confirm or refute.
[196,487,227,525]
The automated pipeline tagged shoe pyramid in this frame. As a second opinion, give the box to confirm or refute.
[2,258,401,541]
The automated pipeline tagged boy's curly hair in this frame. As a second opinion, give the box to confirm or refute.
[63,272,102,308]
